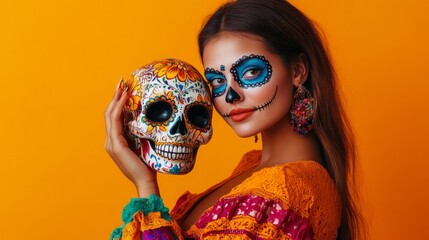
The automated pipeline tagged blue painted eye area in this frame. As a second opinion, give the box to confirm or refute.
[204,68,227,98]
[230,54,272,88]
[242,67,263,80]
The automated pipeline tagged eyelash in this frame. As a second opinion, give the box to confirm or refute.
[241,67,263,80]
[210,78,226,89]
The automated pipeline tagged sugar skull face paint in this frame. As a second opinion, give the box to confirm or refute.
[202,32,295,137]
[230,54,272,89]
[204,55,272,99]
[204,68,227,98]
[122,59,213,174]
[220,85,278,119]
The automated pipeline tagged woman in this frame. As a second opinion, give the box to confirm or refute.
[105,0,364,239]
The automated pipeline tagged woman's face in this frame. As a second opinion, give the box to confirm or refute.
[202,32,296,137]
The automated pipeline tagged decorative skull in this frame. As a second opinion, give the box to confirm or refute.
[121,59,213,174]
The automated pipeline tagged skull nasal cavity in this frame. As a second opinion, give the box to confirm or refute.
[170,115,187,135]
[225,87,241,103]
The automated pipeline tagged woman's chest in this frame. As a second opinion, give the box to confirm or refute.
[180,170,254,231]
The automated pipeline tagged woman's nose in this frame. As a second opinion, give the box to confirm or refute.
[225,86,241,103]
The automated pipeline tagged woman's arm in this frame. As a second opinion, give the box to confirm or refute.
[106,86,184,239]
[104,86,159,197]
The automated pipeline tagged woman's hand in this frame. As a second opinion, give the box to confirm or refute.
[104,86,159,198]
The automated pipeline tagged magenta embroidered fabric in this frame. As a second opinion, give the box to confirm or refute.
[141,226,176,240]
[195,195,314,240]
[202,229,265,239]
[172,191,193,214]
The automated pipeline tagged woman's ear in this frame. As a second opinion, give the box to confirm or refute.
[291,53,308,87]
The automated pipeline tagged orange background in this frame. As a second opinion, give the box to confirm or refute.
[0,0,428,239]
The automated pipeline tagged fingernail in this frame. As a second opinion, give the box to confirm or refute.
[116,77,124,90]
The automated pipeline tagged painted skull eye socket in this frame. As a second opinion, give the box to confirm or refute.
[187,104,210,129]
[145,100,173,122]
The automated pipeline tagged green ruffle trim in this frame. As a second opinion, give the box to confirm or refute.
[110,194,171,240]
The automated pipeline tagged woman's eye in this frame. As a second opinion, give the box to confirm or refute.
[242,68,262,80]
[211,78,226,89]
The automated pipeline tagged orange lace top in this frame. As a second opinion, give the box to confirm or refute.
[113,150,341,240]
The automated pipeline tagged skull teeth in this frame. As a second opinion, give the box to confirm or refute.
[155,144,192,160]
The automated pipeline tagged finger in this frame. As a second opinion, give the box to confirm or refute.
[105,88,124,133]
[110,91,128,137]
[116,77,124,90]
[114,90,129,116]
[105,87,123,117]
[108,92,133,168]
[106,78,125,119]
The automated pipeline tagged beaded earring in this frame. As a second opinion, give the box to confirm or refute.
[289,85,314,136]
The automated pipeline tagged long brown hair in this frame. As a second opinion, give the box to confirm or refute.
[198,0,365,239]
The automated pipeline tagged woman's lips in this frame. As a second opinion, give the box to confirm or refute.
[228,108,256,122]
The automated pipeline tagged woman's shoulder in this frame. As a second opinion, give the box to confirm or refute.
[235,160,335,191]
[225,158,341,239]
[230,159,340,203]
[229,150,340,208]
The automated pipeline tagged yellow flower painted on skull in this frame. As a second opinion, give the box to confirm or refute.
[153,59,202,82]
[120,76,142,111]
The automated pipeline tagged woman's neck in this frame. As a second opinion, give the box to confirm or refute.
[259,115,323,168]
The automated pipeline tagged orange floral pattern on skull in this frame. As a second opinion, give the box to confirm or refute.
[153,59,201,82]
[120,75,142,111]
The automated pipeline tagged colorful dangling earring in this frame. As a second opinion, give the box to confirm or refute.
[289,84,314,136]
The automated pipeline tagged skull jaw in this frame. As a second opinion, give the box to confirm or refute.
[137,139,199,175]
